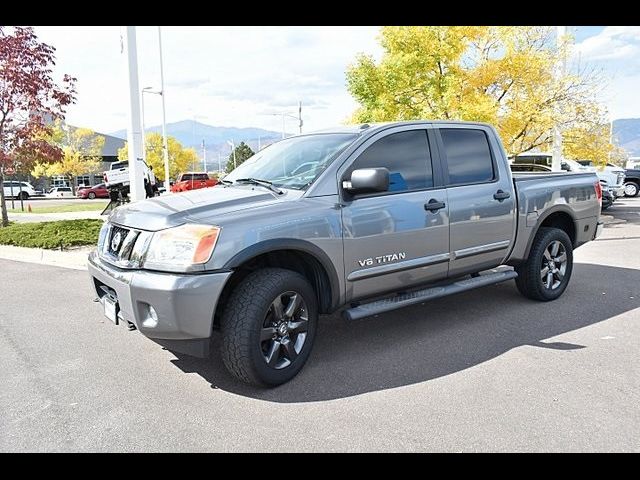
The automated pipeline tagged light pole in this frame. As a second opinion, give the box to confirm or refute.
[266,109,303,138]
[124,26,145,202]
[551,26,567,172]
[141,86,158,164]
[227,140,236,170]
[157,27,170,192]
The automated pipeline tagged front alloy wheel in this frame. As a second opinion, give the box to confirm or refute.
[261,292,309,369]
[624,182,638,197]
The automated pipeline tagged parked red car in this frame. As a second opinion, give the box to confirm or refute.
[78,183,110,199]
[170,172,218,193]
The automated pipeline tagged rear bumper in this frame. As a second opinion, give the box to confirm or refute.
[88,251,232,356]
[594,221,604,239]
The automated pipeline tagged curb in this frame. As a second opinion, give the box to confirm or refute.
[0,244,91,271]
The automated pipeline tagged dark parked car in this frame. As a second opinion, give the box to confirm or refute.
[78,183,110,199]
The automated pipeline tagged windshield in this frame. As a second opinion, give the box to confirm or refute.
[224,133,357,190]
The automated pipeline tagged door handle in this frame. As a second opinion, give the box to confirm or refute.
[493,189,511,201]
[424,199,446,212]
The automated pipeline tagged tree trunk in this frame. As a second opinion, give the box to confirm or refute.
[0,172,9,227]
[69,175,76,196]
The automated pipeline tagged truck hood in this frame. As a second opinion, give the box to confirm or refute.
[109,185,301,231]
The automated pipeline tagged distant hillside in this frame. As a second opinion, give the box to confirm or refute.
[613,118,640,157]
[112,120,283,170]
[112,120,281,149]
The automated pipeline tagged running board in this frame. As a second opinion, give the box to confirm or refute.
[343,270,518,321]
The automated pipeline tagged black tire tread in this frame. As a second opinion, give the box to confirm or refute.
[220,268,315,386]
[515,227,573,301]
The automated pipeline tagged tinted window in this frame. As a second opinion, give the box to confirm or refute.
[111,161,128,170]
[195,174,209,181]
[441,129,494,185]
[350,130,432,192]
[181,174,193,181]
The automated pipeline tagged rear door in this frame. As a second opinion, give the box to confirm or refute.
[340,125,450,301]
[435,126,517,277]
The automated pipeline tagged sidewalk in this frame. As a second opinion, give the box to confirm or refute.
[7,210,104,224]
[0,244,91,270]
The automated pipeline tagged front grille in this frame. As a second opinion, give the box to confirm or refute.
[107,225,130,256]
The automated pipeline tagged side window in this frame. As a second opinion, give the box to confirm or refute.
[441,129,495,185]
[350,130,432,192]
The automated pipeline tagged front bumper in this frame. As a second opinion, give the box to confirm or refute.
[88,250,232,356]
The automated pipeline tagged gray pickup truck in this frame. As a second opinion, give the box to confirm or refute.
[88,121,603,386]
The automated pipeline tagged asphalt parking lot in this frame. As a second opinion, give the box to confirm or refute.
[1,198,639,452]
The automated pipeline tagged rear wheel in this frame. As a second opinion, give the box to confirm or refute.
[515,227,573,301]
[17,191,29,200]
[88,191,96,199]
[220,268,318,387]
[624,181,639,197]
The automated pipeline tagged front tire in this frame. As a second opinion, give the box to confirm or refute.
[624,181,639,197]
[220,268,318,387]
[515,227,573,301]
[88,191,96,199]
[17,191,29,200]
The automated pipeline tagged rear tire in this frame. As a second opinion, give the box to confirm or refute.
[17,191,29,200]
[220,268,318,387]
[515,227,573,301]
[88,192,96,199]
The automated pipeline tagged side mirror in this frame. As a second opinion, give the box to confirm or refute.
[344,168,390,194]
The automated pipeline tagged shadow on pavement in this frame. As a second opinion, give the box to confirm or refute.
[602,197,640,227]
[168,262,639,403]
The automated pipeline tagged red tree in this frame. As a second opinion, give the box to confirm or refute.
[0,26,76,226]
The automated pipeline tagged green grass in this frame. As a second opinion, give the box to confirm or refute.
[8,202,108,214]
[0,219,103,249]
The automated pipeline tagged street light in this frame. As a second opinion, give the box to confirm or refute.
[227,140,236,170]
[141,86,160,164]
[264,101,303,139]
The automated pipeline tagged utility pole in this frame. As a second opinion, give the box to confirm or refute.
[218,152,222,173]
[157,26,171,192]
[551,26,567,172]
[202,139,207,173]
[281,113,286,139]
[298,100,303,134]
[124,26,145,202]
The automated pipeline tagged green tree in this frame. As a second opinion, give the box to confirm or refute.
[346,26,610,159]
[226,141,254,172]
[32,122,104,195]
[117,133,198,181]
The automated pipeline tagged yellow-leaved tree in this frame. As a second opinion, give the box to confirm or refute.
[117,133,198,182]
[31,122,104,194]
[347,26,613,162]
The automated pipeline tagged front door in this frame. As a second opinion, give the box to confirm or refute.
[436,126,517,277]
[340,127,450,301]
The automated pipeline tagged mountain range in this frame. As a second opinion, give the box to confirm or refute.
[112,120,284,170]
[613,118,640,157]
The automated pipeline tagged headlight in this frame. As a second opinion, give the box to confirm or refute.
[97,221,110,251]
[142,224,221,271]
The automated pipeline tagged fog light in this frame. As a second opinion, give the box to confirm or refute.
[142,304,159,328]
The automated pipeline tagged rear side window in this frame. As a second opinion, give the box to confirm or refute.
[350,130,433,192]
[441,129,495,185]
[195,174,209,181]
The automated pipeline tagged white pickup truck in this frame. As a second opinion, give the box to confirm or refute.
[103,160,157,197]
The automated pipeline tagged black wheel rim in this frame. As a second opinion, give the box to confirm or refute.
[260,291,309,370]
[540,240,568,290]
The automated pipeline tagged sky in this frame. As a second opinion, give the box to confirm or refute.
[29,26,640,137]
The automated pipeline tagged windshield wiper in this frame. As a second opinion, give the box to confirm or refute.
[234,178,283,194]
[219,179,233,185]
